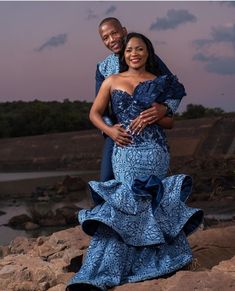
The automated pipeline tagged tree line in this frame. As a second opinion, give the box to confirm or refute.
[0,99,93,138]
[0,100,233,138]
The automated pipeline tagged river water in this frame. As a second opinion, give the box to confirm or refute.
[0,171,97,246]
[0,171,97,182]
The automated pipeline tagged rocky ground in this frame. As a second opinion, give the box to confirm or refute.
[0,224,235,291]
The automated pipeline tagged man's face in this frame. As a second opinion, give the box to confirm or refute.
[99,21,127,54]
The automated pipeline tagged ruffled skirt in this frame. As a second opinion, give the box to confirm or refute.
[67,144,203,290]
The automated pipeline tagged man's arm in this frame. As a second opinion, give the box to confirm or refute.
[95,64,105,95]
[95,64,113,126]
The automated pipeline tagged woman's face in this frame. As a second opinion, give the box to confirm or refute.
[124,37,149,70]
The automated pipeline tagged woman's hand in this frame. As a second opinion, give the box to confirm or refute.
[129,103,167,134]
[139,103,167,124]
[109,124,133,147]
[129,116,148,135]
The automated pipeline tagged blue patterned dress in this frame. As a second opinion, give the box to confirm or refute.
[67,75,203,290]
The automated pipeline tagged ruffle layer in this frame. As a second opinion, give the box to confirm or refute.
[134,74,187,109]
[79,174,203,247]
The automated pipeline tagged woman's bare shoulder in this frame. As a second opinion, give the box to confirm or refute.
[105,74,125,87]
[106,74,123,82]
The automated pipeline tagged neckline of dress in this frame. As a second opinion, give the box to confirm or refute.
[111,75,162,97]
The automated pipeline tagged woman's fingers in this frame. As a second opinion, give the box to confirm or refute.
[113,124,133,146]
[129,117,143,131]
[130,116,149,134]
[116,135,132,146]
[129,118,139,130]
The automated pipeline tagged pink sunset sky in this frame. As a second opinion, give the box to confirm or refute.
[0,1,234,112]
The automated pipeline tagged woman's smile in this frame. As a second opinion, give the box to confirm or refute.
[125,37,149,69]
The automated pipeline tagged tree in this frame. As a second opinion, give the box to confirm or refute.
[181,104,206,119]
[0,100,93,138]
[181,104,224,119]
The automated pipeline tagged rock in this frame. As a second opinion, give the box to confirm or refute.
[56,185,68,196]
[0,210,6,216]
[38,217,66,227]
[171,157,235,201]
[29,206,54,222]
[8,204,80,230]
[31,186,48,199]
[47,284,67,291]
[213,254,235,271]
[8,236,36,255]
[0,255,57,290]
[24,221,40,230]
[0,245,9,259]
[0,226,89,291]
[189,226,235,270]
[1,225,235,291]
[55,205,80,225]
[37,196,50,202]
[29,206,66,227]
[8,214,32,229]
[62,175,86,192]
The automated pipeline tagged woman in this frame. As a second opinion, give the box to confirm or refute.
[67,33,203,291]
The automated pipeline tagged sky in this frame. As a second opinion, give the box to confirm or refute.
[0,0,235,112]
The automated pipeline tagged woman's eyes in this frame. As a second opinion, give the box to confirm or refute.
[125,48,144,53]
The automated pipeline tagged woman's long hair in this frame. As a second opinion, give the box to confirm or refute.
[119,32,161,76]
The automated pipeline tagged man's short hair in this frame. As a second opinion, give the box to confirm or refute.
[99,17,123,28]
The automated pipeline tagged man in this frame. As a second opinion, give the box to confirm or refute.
[96,17,181,182]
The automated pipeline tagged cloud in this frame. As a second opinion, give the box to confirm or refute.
[35,33,67,52]
[193,53,235,75]
[150,9,197,31]
[193,53,212,62]
[193,23,235,49]
[105,5,117,15]
[222,1,235,7]
[211,24,235,44]
[87,9,98,20]
[193,39,213,48]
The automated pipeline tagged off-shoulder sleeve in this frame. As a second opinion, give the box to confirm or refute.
[134,75,186,109]
[160,75,186,102]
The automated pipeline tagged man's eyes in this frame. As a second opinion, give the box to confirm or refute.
[103,32,117,41]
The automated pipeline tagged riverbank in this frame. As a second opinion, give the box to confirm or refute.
[0,170,99,198]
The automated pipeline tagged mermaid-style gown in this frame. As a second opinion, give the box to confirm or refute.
[67,75,203,290]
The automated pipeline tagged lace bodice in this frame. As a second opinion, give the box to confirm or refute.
[110,74,186,147]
